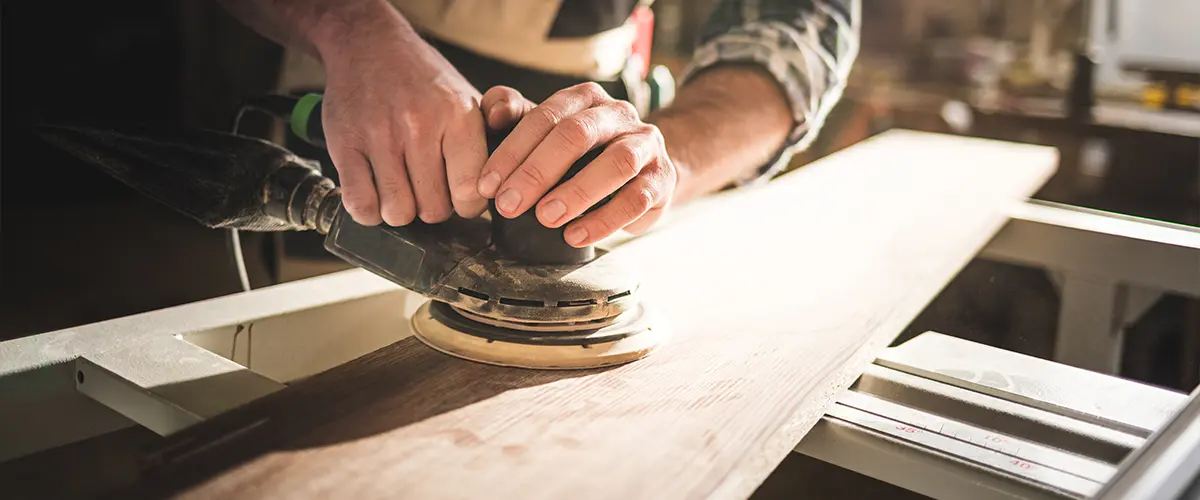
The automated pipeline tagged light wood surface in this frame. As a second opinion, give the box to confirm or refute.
[126,130,1057,499]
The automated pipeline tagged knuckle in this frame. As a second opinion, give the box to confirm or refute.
[363,122,394,145]
[482,86,504,101]
[373,177,403,196]
[493,148,524,173]
[613,99,638,118]
[442,99,478,126]
[644,161,675,190]
[624,188,655,217]
[449,168,481,191]
[488,96,511,113]
[484,85,513,99]
[565,183,594,207]
[554,116,594,151]
[451,189,482,208]
[513,163,549,188]
[610,144,642,178]
[449,94,477,113]
[641,123,664,143]
[330,127,368,150]
[591,213,620,236]
[575,81,606,99]
[532,106,563,128]
[328,145,361,167]
[404,120,434,145]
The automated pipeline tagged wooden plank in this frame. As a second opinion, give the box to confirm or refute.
[126,130,1057,499]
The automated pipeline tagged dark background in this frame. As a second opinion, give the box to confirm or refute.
[1,1,282,337]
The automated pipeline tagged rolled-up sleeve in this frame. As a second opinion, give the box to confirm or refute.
[680,0,861,184]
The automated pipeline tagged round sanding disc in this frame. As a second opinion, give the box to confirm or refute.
[410,301,668,370]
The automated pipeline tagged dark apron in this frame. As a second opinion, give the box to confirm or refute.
[426,36,632,103]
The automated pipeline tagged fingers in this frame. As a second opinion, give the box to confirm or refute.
[405,132,454,224]
[443,102,489,219]
[479,82,609,200]
[365,139,418,227]
[533,130,657,228]
[491,103,641,219]
[325,79,671,238]
[624,159,676,235]
[326,145,383,226]
[480,86,535,130]
[319,54,498,228]
[623,204,667,234]
[346,99,485,226]
[561,163,672,247]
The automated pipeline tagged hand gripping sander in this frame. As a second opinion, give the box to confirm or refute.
[36,99,667,370]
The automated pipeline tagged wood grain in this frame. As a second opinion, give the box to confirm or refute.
[124,130,1057,499]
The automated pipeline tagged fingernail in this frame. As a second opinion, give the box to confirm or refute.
[496,189,521,214]
[540,200,566,225]
[478,172,502,197]
[565,226,588,246]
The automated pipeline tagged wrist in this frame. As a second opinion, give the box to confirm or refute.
[645,64,793,203]
[647,112,699,204]
[307,0,417,63]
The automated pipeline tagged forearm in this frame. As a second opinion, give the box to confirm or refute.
[658,0,861,203]
[647,64,792,204]
[215,0,417,62]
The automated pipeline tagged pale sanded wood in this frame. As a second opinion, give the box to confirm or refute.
[126,130,1057,499]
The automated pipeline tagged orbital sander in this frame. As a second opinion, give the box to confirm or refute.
[36,94,667,370]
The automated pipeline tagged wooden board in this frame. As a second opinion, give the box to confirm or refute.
[125,130,1057,499]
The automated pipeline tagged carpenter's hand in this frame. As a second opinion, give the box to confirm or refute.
[476,83,677,247]
[319,26,489,226]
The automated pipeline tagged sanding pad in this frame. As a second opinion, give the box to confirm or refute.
[411,300,668,370]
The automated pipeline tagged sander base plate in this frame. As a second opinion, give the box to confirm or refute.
[411,300,668,370]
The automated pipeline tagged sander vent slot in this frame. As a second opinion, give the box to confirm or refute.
[457,287,490,301]
[499,297,545,307]
[606,290,633,302]
[557,299,598,307]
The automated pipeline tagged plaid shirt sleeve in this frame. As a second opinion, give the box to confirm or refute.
[680,0,861,185]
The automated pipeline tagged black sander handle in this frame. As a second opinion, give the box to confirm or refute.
[485,129,610,266]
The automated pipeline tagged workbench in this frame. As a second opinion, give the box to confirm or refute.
[4,129,1194,499]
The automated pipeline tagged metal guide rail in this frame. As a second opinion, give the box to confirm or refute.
[796,331,1192,500]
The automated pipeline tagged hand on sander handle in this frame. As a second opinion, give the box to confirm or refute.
[294,85,675,260]
[477,84,678,249]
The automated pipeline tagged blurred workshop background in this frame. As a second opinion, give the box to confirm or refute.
[2,0,1198,391]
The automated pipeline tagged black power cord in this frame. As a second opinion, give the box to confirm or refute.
[227,94,305,292]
